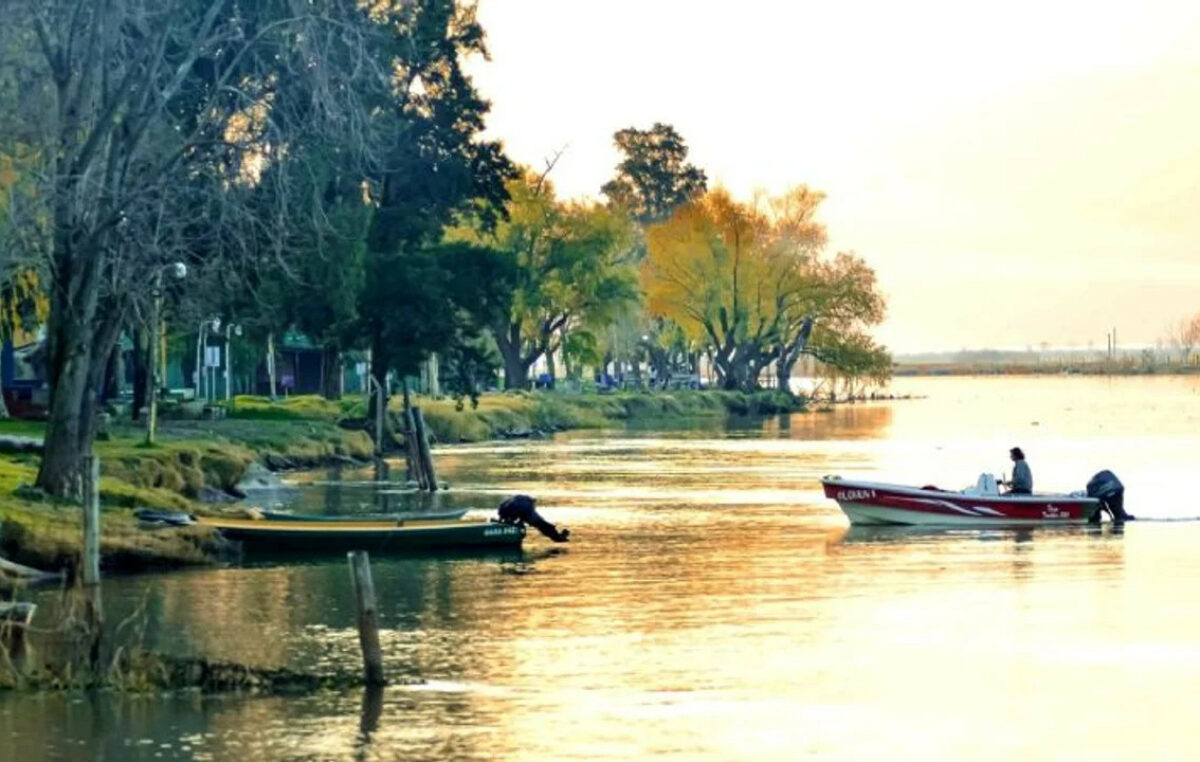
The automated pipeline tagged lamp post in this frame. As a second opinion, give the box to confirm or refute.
[195,316,221,402]
[146,262,187,446]
[224,323,242,401]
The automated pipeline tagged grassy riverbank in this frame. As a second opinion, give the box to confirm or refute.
[0,389,802,574]
[418,389,802,442]
[0,417,373,574]
[228,388,804,443]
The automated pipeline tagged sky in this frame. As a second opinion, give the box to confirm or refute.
[466,0,1200,354]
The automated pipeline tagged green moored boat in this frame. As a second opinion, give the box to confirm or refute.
[258,508,469,523]
[197,516,525,553]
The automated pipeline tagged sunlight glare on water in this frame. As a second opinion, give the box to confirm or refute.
[5,376,1200,761]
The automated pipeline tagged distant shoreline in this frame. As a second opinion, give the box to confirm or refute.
[894,363,1200,377]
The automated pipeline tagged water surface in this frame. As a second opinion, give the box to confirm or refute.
[5,375,1200,761]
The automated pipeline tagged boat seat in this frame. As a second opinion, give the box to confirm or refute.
[962,473,1000,496]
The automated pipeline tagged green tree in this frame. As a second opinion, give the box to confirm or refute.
[600,123,708,382]
[450,170,639,389]
[601,123,708,225]
[358,1,514,407]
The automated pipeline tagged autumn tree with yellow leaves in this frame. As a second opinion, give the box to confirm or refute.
[642,187,888,391]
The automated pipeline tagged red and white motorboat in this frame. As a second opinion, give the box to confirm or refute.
[821,474,1101,526]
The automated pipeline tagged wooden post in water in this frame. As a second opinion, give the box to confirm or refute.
[402,405,424,489]
[347,551,385,686]
[82,455,101,586]
[81,454,103,669]
[412,406,438,491]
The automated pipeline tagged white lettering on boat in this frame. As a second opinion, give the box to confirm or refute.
[483,526,522,537]
[1041,505,1067,519]
[837,489,877,502]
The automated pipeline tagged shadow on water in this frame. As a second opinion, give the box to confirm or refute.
[236,545,531,569]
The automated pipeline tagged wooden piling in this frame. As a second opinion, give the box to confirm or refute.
[347,551,386,686]
[82,455,101,586]
[412,406,438,491]
[81,454,103,669]
[402,405,424,489]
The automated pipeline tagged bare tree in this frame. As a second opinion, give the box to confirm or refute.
[1173,313,1200,366]
[0,0,396,496]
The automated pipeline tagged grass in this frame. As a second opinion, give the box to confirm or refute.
[0,413,374,573]
[224,394,357,422]
[0,419,46,438]
[417,389,807,443]
[221,389,806,444]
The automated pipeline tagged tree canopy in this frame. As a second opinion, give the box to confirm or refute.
[0,0,511,495]
[449,169,639,388]
[601,123,707,226]
[643,187,887,390]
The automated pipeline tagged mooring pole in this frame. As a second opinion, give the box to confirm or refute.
[402,404,423,489]
[82,455,101,586]
[412,406,439,491]
[347,551,385,686]
[81,454,103,669]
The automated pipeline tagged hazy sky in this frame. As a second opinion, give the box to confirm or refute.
[467,0,1200,353]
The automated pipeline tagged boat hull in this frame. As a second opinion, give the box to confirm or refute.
[200,517,525,553]
[822,477,1100,526]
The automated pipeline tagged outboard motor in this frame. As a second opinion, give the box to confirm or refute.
[498,494,570,543]
[1085,470,1132,524]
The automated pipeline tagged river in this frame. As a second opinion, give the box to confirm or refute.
[5,375,1200,761]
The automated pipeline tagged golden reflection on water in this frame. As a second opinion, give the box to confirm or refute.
[7,377,1200,760]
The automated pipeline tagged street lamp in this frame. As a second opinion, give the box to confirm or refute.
[224,323,242,401]
[146,262,187,445]
[195,316,221,402]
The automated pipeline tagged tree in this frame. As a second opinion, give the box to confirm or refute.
[437,241,518,402]
[770,250,886,390]
[601,123,707,225]
[2,0,493,496]
[1171,313,1200,365]
[356,1,514,410]
[449,169,639,389]
[642,187,887,390]
[807,329,891,398]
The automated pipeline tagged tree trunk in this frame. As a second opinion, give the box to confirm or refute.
[719,352,754,391]
[495,323,528,390]
[131,329,148,422]
[545,344,556,388]
[648,346,669,388]
[266,332,278,400]
[101,343,120,403]
[321,343,342,401]
[776,356,798,393]
[37,321,97,497]
[367,327,397,449]
[427,353,440,397]
[559,328,573,381]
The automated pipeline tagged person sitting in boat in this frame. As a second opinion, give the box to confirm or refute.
[1003,447,1033,494]
[498,494,570,542]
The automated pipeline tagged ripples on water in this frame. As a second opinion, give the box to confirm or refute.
[5,376,1200,760]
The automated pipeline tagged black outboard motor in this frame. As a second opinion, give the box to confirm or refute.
[1085,470,1133,524]
[498,494,570,542]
